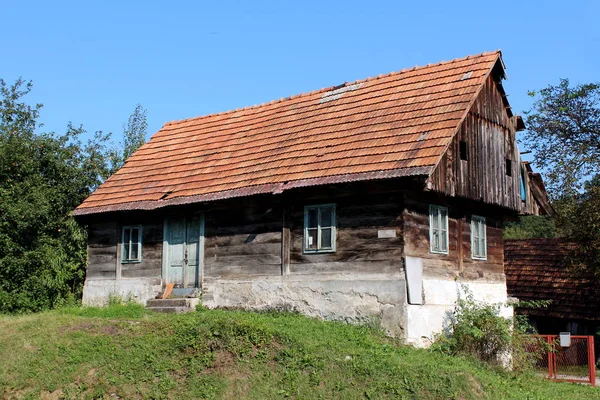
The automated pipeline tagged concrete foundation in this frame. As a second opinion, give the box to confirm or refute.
[82,278,162,306]
[81,275,510,348]
[202,274,407,337]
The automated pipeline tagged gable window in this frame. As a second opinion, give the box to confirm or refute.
[304,204,336,253]
[506,159,512,177]
[520,165,528,203]
[471,216,486,260]
[122,225,142,263]
[459,141,468,161]
[429,205,449,254]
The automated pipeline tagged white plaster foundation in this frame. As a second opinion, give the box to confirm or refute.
[81,274,510,349]
[82,278,162,306]
[405,279,512,347]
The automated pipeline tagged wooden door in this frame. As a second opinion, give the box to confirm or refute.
[164,217,203,289]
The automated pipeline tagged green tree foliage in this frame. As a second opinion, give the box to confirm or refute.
[523,79,600,198]
[504,216,557,239]
[522,80,600,274]
[111,104,147,172]
[0,79,112,313]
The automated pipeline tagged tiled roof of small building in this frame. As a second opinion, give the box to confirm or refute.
[505,238,600,321]
[75,51,503,215]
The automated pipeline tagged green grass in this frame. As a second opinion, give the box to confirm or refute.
[1,305,599,399]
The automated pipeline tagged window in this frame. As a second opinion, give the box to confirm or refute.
[459,141,468,161]
[471,216,486,260]
[304,204,336,253]
[122,225,142,263]
[520,165,527,203]
[429,205,449,254]
[505,159,512,176]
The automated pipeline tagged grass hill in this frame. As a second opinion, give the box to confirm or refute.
[0,304,598,399]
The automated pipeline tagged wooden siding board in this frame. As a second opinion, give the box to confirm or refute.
[430,75,521,211]
[288,189,404,274]
[402,193,506,282]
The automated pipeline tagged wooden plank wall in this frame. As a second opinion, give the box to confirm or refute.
[87,221,118,279]
[204,197,282,279]
[289,186,404,275]
[403,193,504,282]
[86,214,164,281]
[430,74,521,211]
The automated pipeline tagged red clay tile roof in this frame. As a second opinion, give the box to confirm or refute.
[74,51,503,215]
[505,239,600,321]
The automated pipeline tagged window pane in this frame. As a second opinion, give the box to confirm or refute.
[306,228,318,250]
[124,228,131,244]
[441,229,447,251]
[431,209,440,230]
[123,243,130,260]
[131,228,139,245]
[131,242,139,260]
[320,207,333,227]
[432,230,440,251]
[321,228,332,249]
[307,208,318,228]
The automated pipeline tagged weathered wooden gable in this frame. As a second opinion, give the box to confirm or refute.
[429,72,522,211]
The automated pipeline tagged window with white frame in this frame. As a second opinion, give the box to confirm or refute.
[304,204,336,253]
[429,205,449,254]
[122,225,142,263]
[471,216,487,260]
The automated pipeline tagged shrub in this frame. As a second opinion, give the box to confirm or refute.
[432,287,546,370]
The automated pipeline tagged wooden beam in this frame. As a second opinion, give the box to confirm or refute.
[457,218,464,273]
[282,204,291,275]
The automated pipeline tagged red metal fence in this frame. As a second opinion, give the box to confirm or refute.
[529,335,596,386]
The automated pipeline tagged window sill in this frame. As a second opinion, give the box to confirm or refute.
[303,249,336,254]
[430,249,449,255]
[121,260,142,264]
[471,256,487,261]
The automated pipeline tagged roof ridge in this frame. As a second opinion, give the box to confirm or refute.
[163,50,501,127]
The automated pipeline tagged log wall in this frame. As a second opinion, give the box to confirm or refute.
[204,197,283,279]
[87,221,118,279]
[288,185,405,275]
[403,192,505,283]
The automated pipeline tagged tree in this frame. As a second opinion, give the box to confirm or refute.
[0,78,113,313]
[523,79,600,198]
[522,79,600,275]
[503,216,557,240]
[111,104,147,171]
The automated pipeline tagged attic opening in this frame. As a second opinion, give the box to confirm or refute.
[459,141,468,161]
[506,159,513,176]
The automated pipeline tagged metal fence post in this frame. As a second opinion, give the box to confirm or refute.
[588,336,596,387]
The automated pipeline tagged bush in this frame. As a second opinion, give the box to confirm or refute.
[432,287,546,370]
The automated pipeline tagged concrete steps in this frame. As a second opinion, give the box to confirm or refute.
[146,298,200,313]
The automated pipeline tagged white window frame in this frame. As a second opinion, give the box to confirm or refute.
[303,204,336,253]
[471,215,487,260]
[429,205,449,254]
[121,225,143,263]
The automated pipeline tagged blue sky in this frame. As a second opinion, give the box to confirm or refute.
[2,0,598,153]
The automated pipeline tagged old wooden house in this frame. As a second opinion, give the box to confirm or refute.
[74,51,534,345]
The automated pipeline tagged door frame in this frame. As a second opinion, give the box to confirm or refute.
[161,214,205,288]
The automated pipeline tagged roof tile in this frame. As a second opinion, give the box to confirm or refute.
[75,51,501,214]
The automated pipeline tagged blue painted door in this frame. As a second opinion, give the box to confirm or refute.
[166,217,202,288]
